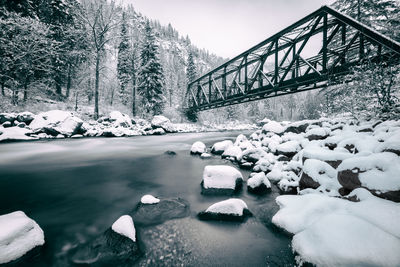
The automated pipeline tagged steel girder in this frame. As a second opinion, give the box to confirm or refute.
[186,5,400,111]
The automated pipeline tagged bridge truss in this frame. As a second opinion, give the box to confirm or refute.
[186,6,400,111]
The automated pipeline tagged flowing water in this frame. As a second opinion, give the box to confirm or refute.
[0,132,295,266]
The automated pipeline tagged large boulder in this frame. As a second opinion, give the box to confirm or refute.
[302,147,353,169]
[69,215,141,265]
[198,198,252,222]
[305,127,331,141]
[241,147,269,163]
[299,159,340,192]
[0,127,36,142]
[151,115,176,133]
[262,121,285,135]
[0,113,16,124]
[190,141,207,155]
[131,198,190,226]
[284,120,310,134]
[337,153,400,202]
[0,211,44,265]
[29,110,83,137]
[201,165,243,195]
[211,140,233,155]
[109,111,132,128]
[275,140,301,158]
[247,172,271,194]
[222,145,243,161]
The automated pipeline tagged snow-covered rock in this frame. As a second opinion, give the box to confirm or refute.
[201,165,243,194]
[262,121,285,134]
[211,140,233,155]
[305,127,330,141]
[198,198,251,221]
[0,113,16,124]
[140,194,160,205]
[111,215,136,242]
[222,145,243,161]
[0,126,36,142]
[200,152,212,159]
[272,191,400,266]
[275,140,301,157]
[0,211,44,264]
[300,159,340,193]
[151,115,176,133]
[109,111,133,128]
[190,141,207,155]
[337,152,400,202]
[16,112,35,125]
[303,147,353,168]
[247,172,271,194]
[29,110,82,137]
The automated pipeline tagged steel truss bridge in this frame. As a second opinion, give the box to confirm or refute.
[186,6,400,111]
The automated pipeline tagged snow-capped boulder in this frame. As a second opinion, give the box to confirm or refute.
[252,154,276,172]
[247,172,271,194]
[272,192,400,267]
[0,126,36,142]
[198,198,251,222]
[200,152,212,159]
[222,145,243,161]
[284,120,310,134]
[53,116,83,136]
[0,211,44,264]
[241,147,269,163]
[151,115,176,133]
[146,128,165,135]
[376,140,400,156]
[201,165,243,195]
[262,121,285,135]
[136,119,152,131]
[337,152,400,202]
[29,110,83,137]
[211,140,233,155]
[303,147,353,169]
[305,127,331,141]
[2,121,12,128]
[109,111,132,128]
[337,135,380,154]
[275,140,301,158]
[70,215,141,265]
[140,194,160,205]
[278,179,299,194]
[132,198,190,225]
[300,159,340,192]
[16,112,35,125]
[190,141,207,155]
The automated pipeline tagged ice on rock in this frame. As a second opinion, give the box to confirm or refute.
[111,215,136,242]
[202,165,243,189]
[140,194,160,204]
[205,198,248,216]
[191,141,207,154]
[0,211,45,264]
[211,140,233,154]
[262,121,285,134]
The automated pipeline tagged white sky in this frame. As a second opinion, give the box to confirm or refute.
[122,0,333,59]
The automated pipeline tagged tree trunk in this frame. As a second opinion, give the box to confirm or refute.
[55,78,62,96]
[12,89,18,105]
[75,92,79,111]
[132,83,136,116]
[94,52,100,119]
[23,81,28,102]
[66,64,72,98]
[1,83,4,96]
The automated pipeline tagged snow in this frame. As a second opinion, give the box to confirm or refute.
[303,159,340,190]
[109,111,132,128]
[222,145,243,161]
[272,191,400,266]
[247,172,271,189]
[29,110,71,132]
[0,211,44,264]
[266,166,298,183]
[200,152,212,159]
[205,198,248,216]
[305,127,330,138]
[202,165,243,189]
[275,140,301,153]
[278,179,299,192]
[338,152,400,192]
[191,141,207,154]
[211,140,233,154]
[111,215,136,242]
[337,135,380,153]
[0,126,37,142]
[151,115,170,127]
[262,121,285,134]
[140,194,160,204]
[303,147,353,161]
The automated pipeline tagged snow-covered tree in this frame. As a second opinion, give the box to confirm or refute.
[117,12,132,106]
[137,20,165,116]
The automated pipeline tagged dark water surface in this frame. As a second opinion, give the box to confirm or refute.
[0,132,295,266]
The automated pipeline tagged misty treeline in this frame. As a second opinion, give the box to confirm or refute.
[0,0,399,123]
[0,0,224,120]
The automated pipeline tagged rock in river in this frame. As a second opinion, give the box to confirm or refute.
[201,165,243,195]
[198,198,252,222]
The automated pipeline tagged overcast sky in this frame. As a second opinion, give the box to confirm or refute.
[122,0,333,59]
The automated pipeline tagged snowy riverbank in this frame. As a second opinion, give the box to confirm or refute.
[191,117,400,266]
[0,110,257,143]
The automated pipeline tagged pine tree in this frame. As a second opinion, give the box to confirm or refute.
[186,50,197,84]
[117,12,132,106]
[137,20,165,116]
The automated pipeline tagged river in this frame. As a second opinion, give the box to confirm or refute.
[0,131,295,266]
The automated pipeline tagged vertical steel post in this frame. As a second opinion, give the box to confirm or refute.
[292,44,296,79]
[223,66,227,98]
[244,55,248,91]
[322,13,328,72]
[341,24,346,65]
[208,75,212,103]
[274,39,278,85]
